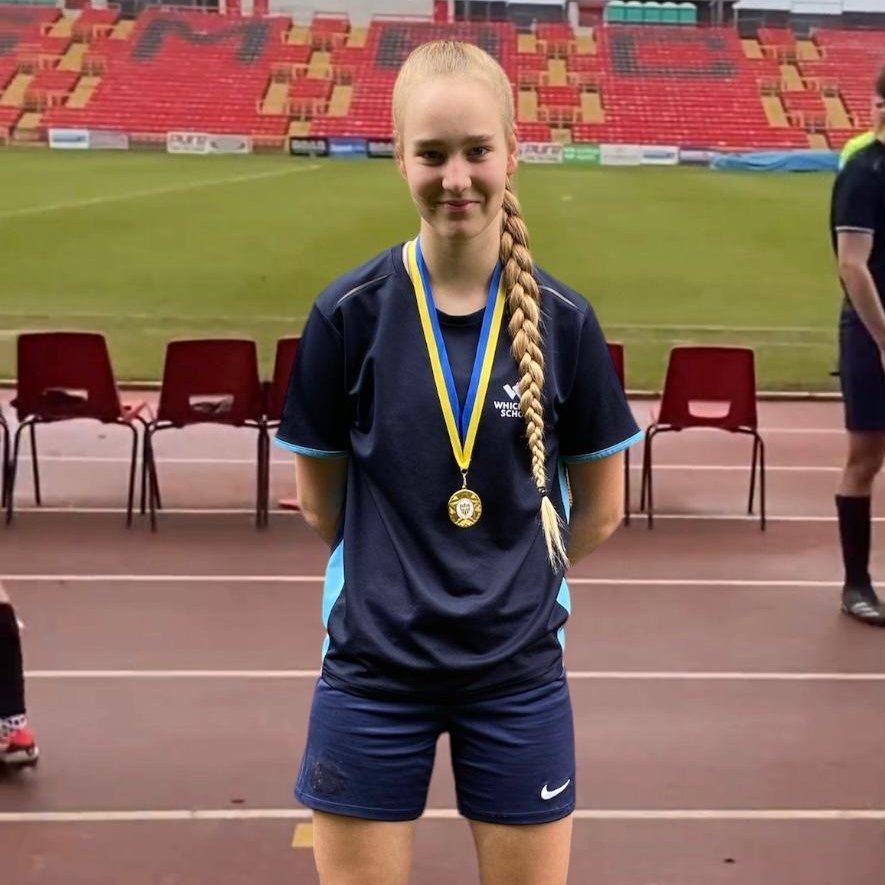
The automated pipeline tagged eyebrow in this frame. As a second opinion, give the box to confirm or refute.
[412,135,495,149]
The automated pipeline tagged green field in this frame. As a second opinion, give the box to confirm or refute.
[0,149,843,390]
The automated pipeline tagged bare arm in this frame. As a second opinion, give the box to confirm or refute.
[565,451,625,566]
[294,454,348,545]
[838,231,885,350]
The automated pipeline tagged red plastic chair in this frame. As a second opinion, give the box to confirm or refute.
[640,346,765,530]
[265,336,300,425]
[606,341,631,525]
[265,336,301,514]
[143,339,268,531]
[6,332,146,525]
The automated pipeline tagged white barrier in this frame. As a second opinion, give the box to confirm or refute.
[48,128,90,150]
[600,144,642,166]
[640,145,680,166]
[167,132,252,155]
[519,142,564,164]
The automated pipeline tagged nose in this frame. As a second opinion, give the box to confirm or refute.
[441,155,470,194]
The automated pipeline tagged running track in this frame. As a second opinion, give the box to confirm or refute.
[1,398,884,885]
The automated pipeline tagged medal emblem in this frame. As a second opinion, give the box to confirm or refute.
[448,488,483,528]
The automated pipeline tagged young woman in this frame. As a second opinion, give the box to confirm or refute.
[275,41,641,885]
[831,65,885,626]
[0,582,38,767]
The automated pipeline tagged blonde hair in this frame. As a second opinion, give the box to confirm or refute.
[393,41,568,572]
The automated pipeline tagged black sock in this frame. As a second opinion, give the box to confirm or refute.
[835,495,872,590]
[0,603,25,719]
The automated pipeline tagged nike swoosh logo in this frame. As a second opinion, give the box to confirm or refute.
[540,779,571,800]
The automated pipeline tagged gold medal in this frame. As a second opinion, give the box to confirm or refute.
[406,238,504,533]
[448,488,482,528]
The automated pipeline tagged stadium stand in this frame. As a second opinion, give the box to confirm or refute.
[0,4,878,149]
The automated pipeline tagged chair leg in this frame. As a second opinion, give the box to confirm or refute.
[149,435,162,516]
[29,422,41,507]
[748,436,759,515]
[623,446,631,526]
[6,422,29,525]
[645,430,656,530]
[639,434,650,512]
[256,427,269,530]
[262,429,271,528]
[758,435,766,532]
[139,435,148,515]
[145,431,159,532]
[124,422,139,528]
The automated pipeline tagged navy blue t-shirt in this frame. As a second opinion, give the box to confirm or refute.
[831,138,885,319]
[275,243,642,700]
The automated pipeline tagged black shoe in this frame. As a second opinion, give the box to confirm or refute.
[841,586,885,627]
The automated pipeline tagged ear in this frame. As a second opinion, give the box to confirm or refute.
[394,132,407,179]
[506,129,518,176]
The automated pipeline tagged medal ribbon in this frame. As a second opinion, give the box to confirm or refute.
[406,237,505,471]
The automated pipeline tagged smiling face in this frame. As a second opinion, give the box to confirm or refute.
[395,74,517,244]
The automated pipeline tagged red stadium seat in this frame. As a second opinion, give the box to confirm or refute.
[265,336,300,425]
[144,339,268,530]
[640,346,765,530]
[606,342,631,525]
[5,332,146,525]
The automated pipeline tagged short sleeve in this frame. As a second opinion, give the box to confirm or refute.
[557,308,642,462]
[833,161,880,234]
[274,305,350,457]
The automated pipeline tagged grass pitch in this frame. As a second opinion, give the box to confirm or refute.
[0,149,842,390]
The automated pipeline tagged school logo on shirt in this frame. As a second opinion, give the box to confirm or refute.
[494,383,523,419]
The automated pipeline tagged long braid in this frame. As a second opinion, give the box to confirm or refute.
[500,179,569,571]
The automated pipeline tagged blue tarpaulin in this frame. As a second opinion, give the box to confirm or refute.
[711,150,839,173]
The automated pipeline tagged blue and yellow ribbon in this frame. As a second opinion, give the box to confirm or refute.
[406,237,505,472]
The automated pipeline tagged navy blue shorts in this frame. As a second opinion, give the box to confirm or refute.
[294,675,575,824]
[839,313,885,432]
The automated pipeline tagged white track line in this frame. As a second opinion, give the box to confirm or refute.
[0,576,845,586]
[2,809,885,823]
[0,165,319,221]
[22,670,885,681]
[607,322,831,334]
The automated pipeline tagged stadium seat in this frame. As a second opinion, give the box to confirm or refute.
[144,339,269,531]
[640,346,765,530]
[606,342,632,525]
[18,6,873,150]
[265,336,300,427]
[5,332,146,526]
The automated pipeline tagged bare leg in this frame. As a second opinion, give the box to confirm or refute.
[470,816,573,885]
[838,431,885,497]
[312,812,417,885]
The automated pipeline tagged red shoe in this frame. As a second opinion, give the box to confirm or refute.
[1,727,39,767]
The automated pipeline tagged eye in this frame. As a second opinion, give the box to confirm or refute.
[418,150,443,163]
[468,145,491,159]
